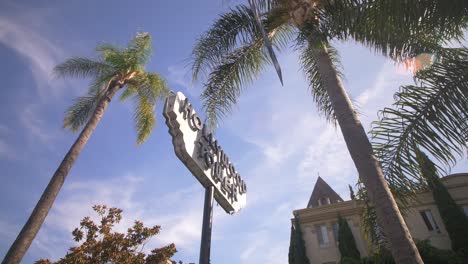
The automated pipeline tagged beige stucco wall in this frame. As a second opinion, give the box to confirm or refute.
[405,173,468,250]
[295,200,370,264]
[293,173,468,264]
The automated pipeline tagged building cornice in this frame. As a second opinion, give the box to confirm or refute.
[293,200,365,223]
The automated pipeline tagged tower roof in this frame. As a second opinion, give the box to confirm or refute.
[307,176,343,208]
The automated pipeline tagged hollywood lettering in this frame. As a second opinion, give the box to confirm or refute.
[180,98,247,203]
[163,92,247,213]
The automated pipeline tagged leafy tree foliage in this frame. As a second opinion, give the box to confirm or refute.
[288,217,310,264]
[416,149,468,256]
[34,205,177,264]
[338,215,361,263]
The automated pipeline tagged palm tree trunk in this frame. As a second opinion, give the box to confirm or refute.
[311,43,423,264]
[2,83,121,264]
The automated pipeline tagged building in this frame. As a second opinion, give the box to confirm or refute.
[292,173,468,264]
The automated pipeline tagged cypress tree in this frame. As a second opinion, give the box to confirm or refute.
[288,217,310,264]
[338,215,361,262]
[288,222,296,264]
[416,149,468,256]
[349,184,356,200]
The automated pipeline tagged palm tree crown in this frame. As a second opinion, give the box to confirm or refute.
[191,0,466,127]
[55,32,168,143]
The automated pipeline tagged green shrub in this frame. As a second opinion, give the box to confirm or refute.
[361,240,467,264]
[360,248,394,264]
[416,240,467,264]
[340,257,361,264]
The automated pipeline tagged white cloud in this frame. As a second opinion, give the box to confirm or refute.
[0,125,16,160]
[0,15,63,100]
[239,229,290,264]
[167,65,202,97]
[297,126,355,193]
[0,124,10,135]
[240,230,267,261]
[20,105,60,145]
[0,219,18,240]
[0,139,15,160]
[31,174,205,261]
[0,4,75,152]
[167,65,190,88]
[356,62,413,125]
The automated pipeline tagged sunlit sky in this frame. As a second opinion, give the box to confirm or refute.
[0,1,466,263]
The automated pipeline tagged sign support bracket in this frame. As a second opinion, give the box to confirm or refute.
[199,185,214,264]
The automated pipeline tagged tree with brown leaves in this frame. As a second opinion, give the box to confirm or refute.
[35,205,178,264]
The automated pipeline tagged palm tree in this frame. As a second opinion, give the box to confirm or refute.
[3,32,169,264]
[191,1,466,263]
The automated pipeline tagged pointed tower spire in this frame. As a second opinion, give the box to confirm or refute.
[307,176,343,208]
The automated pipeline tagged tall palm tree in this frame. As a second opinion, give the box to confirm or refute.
[191,1,466,263]
[3,32,169,264]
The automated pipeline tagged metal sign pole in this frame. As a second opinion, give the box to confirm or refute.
[199,185,214,264]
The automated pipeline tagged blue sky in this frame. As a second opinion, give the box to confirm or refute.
[0,0,466,263]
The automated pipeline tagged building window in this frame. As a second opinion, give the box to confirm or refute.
[332,222,339,244]
[463,205,468,217]
[316,224,330,247]
[420,210,440,233]
[318,197,330,206]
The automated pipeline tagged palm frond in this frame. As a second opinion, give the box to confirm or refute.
[122,72,169,103]
[136,72,169,104]
[63,90,103,131]
[125,32,153,68]
[202,40,267,127]
[370,48,468,193]
[191,4,291,81]
[119,85,137,101]
[249,0,284,84]
[123,72,168,143]
[201,20,293,127]
[88,73,115,96]
[196,5,294,127]
[321,0,468,61]
[96,43,120,56]
[95,33,153,73]
[54,57,114,79]
[134,95,155,144]
[192,5,260,81]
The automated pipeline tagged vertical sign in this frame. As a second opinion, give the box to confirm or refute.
[163,92,247,213]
